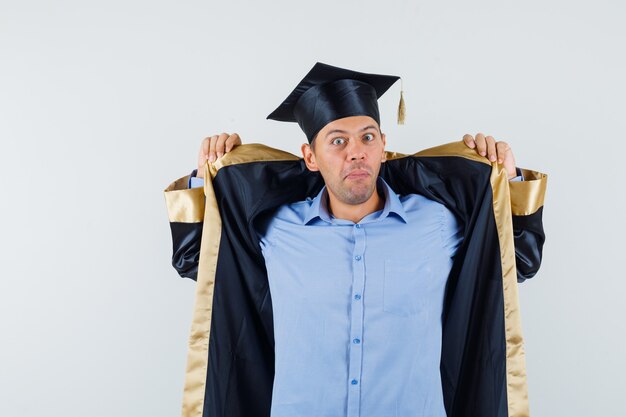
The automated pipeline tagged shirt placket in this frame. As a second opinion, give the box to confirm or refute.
[347,223,366,417]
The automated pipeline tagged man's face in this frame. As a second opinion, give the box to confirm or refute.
[301,115,387,205]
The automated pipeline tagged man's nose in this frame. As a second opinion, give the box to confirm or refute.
[347,139,366,160]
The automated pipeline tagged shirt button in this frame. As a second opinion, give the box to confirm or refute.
[354,294,361,300]
[355,224,361,228]
[353,338,360,344]
[351,379,358,385]
[354,255,362,261]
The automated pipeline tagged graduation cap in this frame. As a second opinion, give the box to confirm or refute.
[266,62,405,143]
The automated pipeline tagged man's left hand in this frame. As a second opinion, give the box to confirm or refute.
[462,133,517,179]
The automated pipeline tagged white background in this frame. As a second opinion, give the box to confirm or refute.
[1,1,624,416]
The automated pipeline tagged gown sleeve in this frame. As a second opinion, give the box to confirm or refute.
[509,167,548,283]
[163,170,205,281]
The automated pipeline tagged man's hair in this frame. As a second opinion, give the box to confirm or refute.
[309,133,318,153]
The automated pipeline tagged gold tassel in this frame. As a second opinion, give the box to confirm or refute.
[397,77,405,125]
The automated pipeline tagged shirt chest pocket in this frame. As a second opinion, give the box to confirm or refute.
[383,258,432,318]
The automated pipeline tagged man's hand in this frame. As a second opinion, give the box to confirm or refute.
[462,133,517,179]
[196,133,242,178]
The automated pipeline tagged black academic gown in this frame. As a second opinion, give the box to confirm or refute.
[163,141,547,417]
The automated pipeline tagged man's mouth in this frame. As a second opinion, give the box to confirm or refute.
[344,169,371,180]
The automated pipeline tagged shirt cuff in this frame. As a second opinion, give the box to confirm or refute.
[509,167,524,182]
[188,169,204,188]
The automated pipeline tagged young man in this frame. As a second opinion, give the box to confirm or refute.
[164,62,547,417]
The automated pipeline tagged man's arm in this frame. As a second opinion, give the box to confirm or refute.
[164,171,205,280]
[509,168,547,283]
[164,133,242,280]
[460,133,546,282]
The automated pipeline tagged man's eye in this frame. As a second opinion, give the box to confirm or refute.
[331,138,346,145]
[363,133,375,141]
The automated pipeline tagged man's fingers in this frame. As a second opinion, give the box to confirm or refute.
[462,134,476,148]
[208,134,219,162]
[196,137,211,178]
[198,132,240,177]
[498,141,516,177]
[474,133,487,157]
[201,137,212,160]
[496,141,511,164]
[197,137,211,170]
[468,132,509,164]
[485,135,497,162]
[225,133,241,152]
[214,133,230,158]
[201,132,241,166]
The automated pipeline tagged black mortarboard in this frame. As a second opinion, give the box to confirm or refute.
[266,62,405,143]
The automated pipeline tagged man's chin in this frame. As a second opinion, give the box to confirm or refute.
[343,187,375,205]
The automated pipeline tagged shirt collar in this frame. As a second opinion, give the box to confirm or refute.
[303,177,408,225]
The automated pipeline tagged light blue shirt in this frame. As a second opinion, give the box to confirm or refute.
[254,178,462,417]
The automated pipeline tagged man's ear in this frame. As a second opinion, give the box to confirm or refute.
[301,143,319,172]
[381,132,387,162]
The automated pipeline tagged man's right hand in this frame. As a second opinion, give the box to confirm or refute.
[196,133,242,178]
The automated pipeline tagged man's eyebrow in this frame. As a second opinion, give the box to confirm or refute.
[325,125,379,138]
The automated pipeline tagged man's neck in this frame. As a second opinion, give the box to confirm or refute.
[326,185,385,224]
